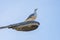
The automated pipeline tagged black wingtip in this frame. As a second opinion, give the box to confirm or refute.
[34,8,38,11]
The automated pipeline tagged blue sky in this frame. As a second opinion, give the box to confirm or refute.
[0,0,60,40]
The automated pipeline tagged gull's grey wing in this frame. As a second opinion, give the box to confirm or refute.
[25,9,38,21]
